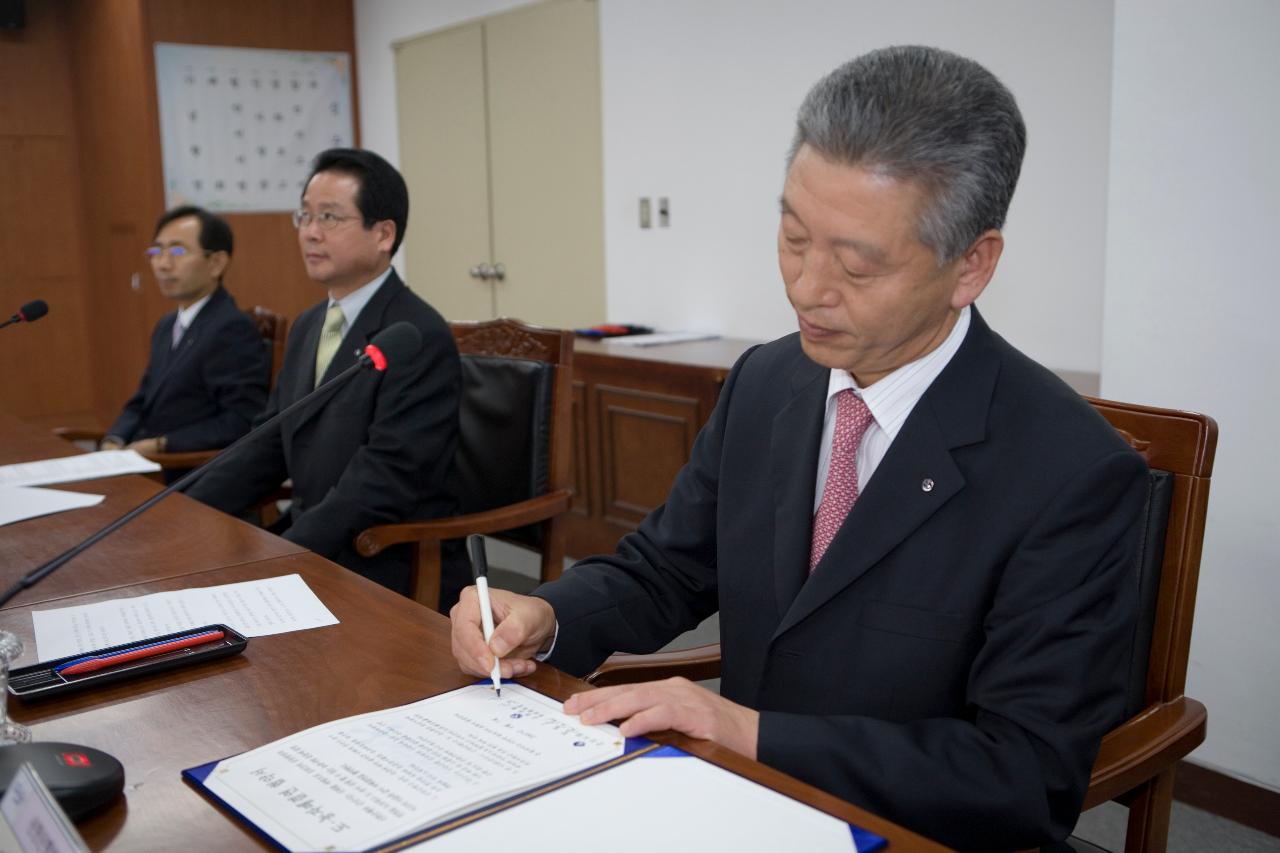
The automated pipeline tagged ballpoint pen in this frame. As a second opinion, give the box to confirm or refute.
[468,535,502,697]
[54,629,226,676]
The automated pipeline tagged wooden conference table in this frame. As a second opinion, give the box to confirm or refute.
[0,414,947,851]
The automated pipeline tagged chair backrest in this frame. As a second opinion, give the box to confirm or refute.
[449,318,574,547]
[1085,398,1217,718]
[247,305,289,386]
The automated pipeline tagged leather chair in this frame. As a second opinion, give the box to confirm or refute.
[586,397,1217,853]
[353,318,574,609]
[54,305,288,477]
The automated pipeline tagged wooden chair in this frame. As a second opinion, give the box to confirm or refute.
[586,397,1218,853]
[54,305,288,476]
[353,318,574,609]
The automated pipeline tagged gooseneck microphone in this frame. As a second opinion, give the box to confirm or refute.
[0,321,423,607]
[1,299,49,330]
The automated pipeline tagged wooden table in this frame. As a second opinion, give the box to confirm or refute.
[0,414,948,851]
[0,412,306,609]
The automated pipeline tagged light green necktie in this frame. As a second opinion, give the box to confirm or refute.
[314,303,346,387]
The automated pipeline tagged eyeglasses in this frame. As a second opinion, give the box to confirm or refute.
[145,245,211,260]
[291,210,361,231]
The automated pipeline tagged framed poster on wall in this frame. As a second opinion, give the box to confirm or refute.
[154,43,355,213]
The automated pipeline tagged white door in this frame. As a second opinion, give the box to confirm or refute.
[395,0,606,328]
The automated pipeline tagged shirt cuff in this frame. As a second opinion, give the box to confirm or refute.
[534,620,560,662]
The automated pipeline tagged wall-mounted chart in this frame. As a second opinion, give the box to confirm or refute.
[155,43,355,213]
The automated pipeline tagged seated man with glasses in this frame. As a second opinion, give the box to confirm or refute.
[188,148,466,609]
[102,206,269,460]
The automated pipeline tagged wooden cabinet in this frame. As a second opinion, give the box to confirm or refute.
[565,337,758,559]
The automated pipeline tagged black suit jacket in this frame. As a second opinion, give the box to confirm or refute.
[536,309,1146,851]
[187,272,465,600]
[106,286,268,452]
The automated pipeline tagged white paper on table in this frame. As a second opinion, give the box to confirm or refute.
[31,573,338,661]
[202,683,624,853]
[0,450,161,488]
[0,485,104,527]
[415,751,858,852]
[607,331,720,347]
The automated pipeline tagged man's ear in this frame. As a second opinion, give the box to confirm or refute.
[207,250,231,282]
[376,220,397,255]
[950,229,1003,310]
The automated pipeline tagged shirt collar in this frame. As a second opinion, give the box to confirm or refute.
[175,290,215,330]
[824,305,971,442]
[328,267,393,329]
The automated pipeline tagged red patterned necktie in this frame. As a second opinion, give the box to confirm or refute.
[810,389,874,572]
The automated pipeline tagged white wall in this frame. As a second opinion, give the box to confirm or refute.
[357,0,1113,373]
[1103,0,1280,791]
[599,0,1114,373]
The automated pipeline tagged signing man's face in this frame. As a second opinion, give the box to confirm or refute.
[779,144,996,386]
[149,216,225,306]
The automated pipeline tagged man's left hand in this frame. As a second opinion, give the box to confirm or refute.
[565,677,759,759]
[126,437,164,455]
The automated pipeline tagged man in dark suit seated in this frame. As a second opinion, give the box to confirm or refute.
[187,149,466,608]
[451,47,1148,851]
[102,206,268,457]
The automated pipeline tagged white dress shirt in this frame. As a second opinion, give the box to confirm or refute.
[813,306,971,512]
[172,290,214,347]
[326,267,394,337]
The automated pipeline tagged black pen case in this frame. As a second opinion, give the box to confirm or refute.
[7,623,248,701]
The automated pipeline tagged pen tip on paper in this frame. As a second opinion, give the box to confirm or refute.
[496,687,502,697]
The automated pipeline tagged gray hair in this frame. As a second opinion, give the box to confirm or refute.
[789,45,1026,264]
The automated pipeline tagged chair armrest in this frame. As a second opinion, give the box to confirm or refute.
[586,643,724,687]
[354,490,572,557]
[52,427,218,470]
[52,427,106,443]
[1081,695,1207,809]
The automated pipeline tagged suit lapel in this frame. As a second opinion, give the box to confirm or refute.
[286,272,403,435]
[145,287,232,405]
[142,314,179,406]
[771,309,1001,641]
[770,359,827,618]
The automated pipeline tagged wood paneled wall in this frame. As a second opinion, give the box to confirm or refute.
[0,0,357,427]
[0,0,96,424]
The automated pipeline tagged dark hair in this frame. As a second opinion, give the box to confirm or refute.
[153,205,234,256]
[789,46,1026,264]
[304,148,410,256]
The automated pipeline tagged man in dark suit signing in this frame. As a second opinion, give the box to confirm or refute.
[451,47,1147,850]
[188,149,465,607]
[102,207,268,458]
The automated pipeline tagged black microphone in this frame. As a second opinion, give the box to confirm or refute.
[0,299,48,330]
[0,321,421,607]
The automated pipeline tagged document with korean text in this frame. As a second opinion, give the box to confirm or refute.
[31,574,338,660]
[187,683,624,853]
[0,450,160,488]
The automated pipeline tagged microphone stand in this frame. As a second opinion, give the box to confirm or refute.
[0,354,378,608]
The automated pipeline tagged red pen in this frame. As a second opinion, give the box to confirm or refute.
[54,629,226,676]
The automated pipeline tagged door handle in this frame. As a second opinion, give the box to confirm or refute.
[469,263,506,281]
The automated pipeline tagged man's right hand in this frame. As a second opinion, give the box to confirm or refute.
[99,437,124,451]
[450,587,557,680]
